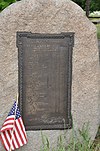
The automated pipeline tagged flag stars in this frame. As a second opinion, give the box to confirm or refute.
[8,102,21,119]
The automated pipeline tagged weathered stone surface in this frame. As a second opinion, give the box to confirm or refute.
[0,0,99,150]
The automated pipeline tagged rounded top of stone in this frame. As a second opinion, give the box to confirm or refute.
[0,0,96,33]
[0,0,86,17]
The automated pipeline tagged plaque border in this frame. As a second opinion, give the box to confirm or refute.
[17,32,74,130]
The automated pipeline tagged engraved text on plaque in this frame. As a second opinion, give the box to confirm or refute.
[17,32,74,130]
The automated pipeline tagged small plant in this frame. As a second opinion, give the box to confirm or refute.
[40,123,100,151]
[67,123,92,151]
[40,131,50,151]
[56,134,66,151]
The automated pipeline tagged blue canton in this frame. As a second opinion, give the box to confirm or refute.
[8,102,21,119]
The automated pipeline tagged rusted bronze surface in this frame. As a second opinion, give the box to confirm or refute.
[17,32,74,130]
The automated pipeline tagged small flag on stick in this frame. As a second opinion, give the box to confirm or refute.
[0,101,27,151]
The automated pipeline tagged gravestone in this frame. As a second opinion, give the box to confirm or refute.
[0,0,99,150]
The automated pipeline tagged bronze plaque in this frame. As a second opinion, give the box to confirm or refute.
[17,32,74,130]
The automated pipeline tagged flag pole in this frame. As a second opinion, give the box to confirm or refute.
[9,93,19,151]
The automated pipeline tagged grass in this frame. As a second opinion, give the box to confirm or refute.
[96,24,100,39]
[40,124,100,151]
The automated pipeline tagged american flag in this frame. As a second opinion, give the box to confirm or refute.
[0,101,27,151]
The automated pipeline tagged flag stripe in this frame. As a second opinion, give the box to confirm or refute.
[16,119,27,144]
[13,130,20,148]
[10,131,16,150]
[4,131,11,150]
[12,139,16,150]
[7,130,13,150]
[2,123,14,128]
[3,116,15,124]
[14,125,23,147]
[1,132,9,151]
[0,134,8,151]
[5,131,11,149]
[12,130,19,149]
[1,125,13,132]
[9,130,16,150]
[15,121,24,145]
[19,118,27,143]
[6,115,15,120]
[6,131,15,150]
[2,120,15,126]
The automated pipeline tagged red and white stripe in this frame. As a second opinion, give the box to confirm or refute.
[1,115,15,132]
[0,117,27,151]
